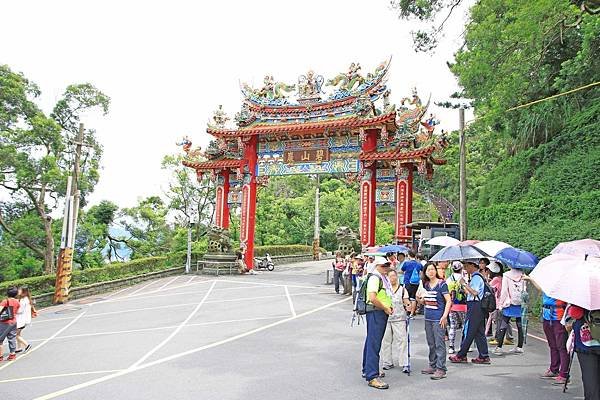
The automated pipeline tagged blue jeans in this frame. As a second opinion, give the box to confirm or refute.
[362,310,388,380]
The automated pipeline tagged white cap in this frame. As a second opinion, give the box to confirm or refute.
[452,261,463,271]
[374,256,390,266]
[488,261,501,273]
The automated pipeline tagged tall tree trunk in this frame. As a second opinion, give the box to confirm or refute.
[43,217,55,274]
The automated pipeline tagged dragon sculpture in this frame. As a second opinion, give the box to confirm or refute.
[242,75,295,103]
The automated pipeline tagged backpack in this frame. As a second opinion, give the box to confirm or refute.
[473,273,496,313]
[508,277,526,306]
[0,299,14,322]
[354,274,383,315]
[449,275,466,304]
[586,310,600,341]
[409,263,421,285]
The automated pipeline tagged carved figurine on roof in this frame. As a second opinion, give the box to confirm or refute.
[242,75,295,105]
[210,105,229,129]
[395,87,430,140]
[326,62,365,92]
[297,70,324,102]
[202,138,241,161]
[177,136,203,159]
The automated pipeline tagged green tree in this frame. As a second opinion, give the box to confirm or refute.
[0,65,109,273]
[120,196,173,259]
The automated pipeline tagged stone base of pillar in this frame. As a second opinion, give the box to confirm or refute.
[198,253,238,276]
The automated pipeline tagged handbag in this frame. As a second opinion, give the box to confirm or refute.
[0,298,14,322]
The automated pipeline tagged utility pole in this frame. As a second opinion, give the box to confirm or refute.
[312,174,320,260]
[458,108,467,241]
[54,123,84,304]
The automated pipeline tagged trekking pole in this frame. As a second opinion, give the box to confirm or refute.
[563,350,575,393]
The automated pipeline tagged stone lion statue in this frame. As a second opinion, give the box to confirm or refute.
[335,226,357,256]
[207,225,232,253]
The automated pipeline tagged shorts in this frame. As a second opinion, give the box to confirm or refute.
[406,283,419,300]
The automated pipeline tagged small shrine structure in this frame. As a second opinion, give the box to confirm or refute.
[181,60,448,268]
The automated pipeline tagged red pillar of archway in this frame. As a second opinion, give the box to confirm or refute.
[360,129,377,248]
[394,163,414,246]
[240,136,257,269]
[215,169,230,229]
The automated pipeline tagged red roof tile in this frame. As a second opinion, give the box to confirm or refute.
[182,159,243,170]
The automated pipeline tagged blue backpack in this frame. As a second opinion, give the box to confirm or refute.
[409,262,421,285]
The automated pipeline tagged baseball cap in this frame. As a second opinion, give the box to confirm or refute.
[452,261,463,271]
[488,261,501,273]
[374,256,391,267]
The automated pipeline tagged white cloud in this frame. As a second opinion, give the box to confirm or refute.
[0,0,469,209]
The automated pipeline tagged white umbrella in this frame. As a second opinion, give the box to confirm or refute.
[529,254,600,310]
[551,239,600,258]
[474,240,513,257]
[426,236,460,247]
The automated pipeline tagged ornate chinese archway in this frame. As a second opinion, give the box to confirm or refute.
[182,60,447,268]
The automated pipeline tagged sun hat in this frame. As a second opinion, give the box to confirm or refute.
[487,261,501,273]
[452,261,463,271]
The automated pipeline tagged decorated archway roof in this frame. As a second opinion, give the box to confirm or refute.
[207,111,397,137]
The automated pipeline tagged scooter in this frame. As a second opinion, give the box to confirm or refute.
[254,253,275,271]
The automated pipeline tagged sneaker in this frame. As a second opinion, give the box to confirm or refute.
[511,347,524,354]
[540,370,559,379]
[382,364,394,370]
[488,338,499,346]
[492,347,504,355]
[0,356,3,362]
[361,372,366,378]
[431,370,447,380]
[402,366,410,374]
[448,346,455,354]
[421,367,435,375]
[449,355,468,363]
[552,376,569,385]
[504,338,515,345]
[368,378,389,390]
[471,357,491,365]
[379,371,386,378]
[6,353,16,361]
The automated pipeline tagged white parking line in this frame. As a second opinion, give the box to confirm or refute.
[156,276,180,291]
[127,280,160,297]
[0,369,123,384]
[186,275,196,284]
[27,315,290,343]
[0,311,86,372]
[33,296,352,400]
[284,286,296,317]
[217,278,322,290]
[129,280,217,369]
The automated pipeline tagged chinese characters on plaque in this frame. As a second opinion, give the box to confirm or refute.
[283,148,330,164]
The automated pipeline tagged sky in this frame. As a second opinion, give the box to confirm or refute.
[0,0,470,209]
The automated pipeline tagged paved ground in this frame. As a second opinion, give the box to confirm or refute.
[0,259,585,400]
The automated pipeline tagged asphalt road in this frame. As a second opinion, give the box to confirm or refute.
[0,259,585,400]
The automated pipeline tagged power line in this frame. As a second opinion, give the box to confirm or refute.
[506,81,600,112]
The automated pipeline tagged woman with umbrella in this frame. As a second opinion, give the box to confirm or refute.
[492,264,526,355]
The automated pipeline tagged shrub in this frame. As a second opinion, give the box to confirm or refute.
[0,256,169,296]
[254,245,326,257]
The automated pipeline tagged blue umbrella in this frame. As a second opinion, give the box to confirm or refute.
[495,247,539,270]
[378,244,410,254]
[429,245,489,262]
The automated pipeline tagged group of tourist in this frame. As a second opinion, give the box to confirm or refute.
[0,285,35,361]
[349,249,600,400]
